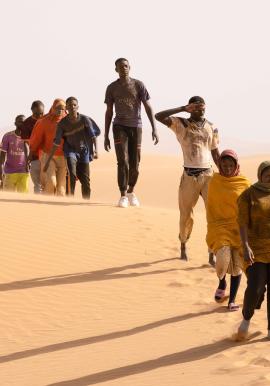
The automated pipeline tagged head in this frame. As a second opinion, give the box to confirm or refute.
[14,115,25,134]
[31,100,44,119]
[219,150,240,177]
[66,97,79,115]
[115,58,130,78]
[188,96,205,119]
[258,161,270,183]
[51,99,66,117]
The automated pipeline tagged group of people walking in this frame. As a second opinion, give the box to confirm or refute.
[0,58,269,340]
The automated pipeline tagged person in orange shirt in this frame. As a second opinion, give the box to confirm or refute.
[30,99,66,196]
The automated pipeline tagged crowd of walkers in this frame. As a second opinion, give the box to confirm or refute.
[0,57,269,340]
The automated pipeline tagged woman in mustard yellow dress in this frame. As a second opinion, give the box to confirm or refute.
[206,150,250,311]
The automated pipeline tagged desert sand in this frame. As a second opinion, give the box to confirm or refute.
[0,153,270,386]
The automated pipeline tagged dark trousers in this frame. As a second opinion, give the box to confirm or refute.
[66,157,90,199]
[242,262,270,329]
[113,125,142,193]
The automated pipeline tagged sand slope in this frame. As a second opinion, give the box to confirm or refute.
[0,153,270,386]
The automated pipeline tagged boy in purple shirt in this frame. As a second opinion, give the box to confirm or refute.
[0,115,30,193]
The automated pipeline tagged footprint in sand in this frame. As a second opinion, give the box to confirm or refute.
[250,356,270,367]
[168,281,187,288]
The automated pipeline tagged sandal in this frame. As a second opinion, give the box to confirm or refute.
[228,302,239,311]
[215,288,226,302]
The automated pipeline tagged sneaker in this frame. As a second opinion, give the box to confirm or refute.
[118,196,129,208]
[127,193,140,207]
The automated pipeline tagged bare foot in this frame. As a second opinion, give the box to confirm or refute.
[208,252,216,267]
[235,319,250,341]
[180,243,188,261]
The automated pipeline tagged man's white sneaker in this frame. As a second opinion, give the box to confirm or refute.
[118,196,129,208]
[127,193,140,207]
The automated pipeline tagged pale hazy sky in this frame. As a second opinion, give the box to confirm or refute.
[1,0,269,155]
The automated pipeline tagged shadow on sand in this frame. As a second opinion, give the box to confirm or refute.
[0,305,236,364]
[0,198,111,207]
[47,333,264,386]
[0,258,179,292]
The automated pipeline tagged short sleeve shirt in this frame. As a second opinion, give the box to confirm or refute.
[169,117,219,168]
[104,78,150,128]
[1,131,27,173]
[54,114,97,161]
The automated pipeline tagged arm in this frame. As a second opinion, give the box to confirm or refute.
[104,102,113,151]
[0,151,6,186]
[43,123,63,172]
[238,190,254,265]
[211,148,220,167]
[92,137,98,159]
[23,142,30,173]
[155,103,201,126]
[43,144,58,172]
[142,100,159,145]
[240,225,254,265]
[29,120,43,159]
[155,106,186,126]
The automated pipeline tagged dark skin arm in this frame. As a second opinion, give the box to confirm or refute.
[240,225,254,266]
[156,103,220,165]
[155,105,189,126]
[142,100,159,144]
[211,148,220,167]
[104,102,113,152]
[43,144,58,172]
[0,151,6,188]
[92,137,98,159]
[23,142,30,172]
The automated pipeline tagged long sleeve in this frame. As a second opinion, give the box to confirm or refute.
[29,120,44,153]
[238,188,251,227]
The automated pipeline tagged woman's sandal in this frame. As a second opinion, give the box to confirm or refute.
[215,288,226,302]
[228,302,239,311]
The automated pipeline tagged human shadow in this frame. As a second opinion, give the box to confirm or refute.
[47,333,263,386]
[180,264,214,271]
[0,306,231,364]
[0,258,179,292]
[0,198,111,207]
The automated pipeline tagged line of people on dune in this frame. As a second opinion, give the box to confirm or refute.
[0,58,269,341]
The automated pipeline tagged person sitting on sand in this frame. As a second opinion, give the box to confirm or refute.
[30,99,67,196]
[206,150,250,311]
[44,97,100,200]
[237,161,270,340]
[0,115,30,193]
[155,97,219,265]
[104,58,159,208]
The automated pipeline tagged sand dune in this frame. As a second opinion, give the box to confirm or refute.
[0,153,270,386]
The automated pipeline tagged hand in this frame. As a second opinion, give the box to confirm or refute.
[93,150,99,159]
[184,102,205,114]
[152,130,159,145]
[104,136,111,152]
[243,245,255,266]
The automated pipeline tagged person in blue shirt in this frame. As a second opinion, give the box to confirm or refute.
[44,97,100,199]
